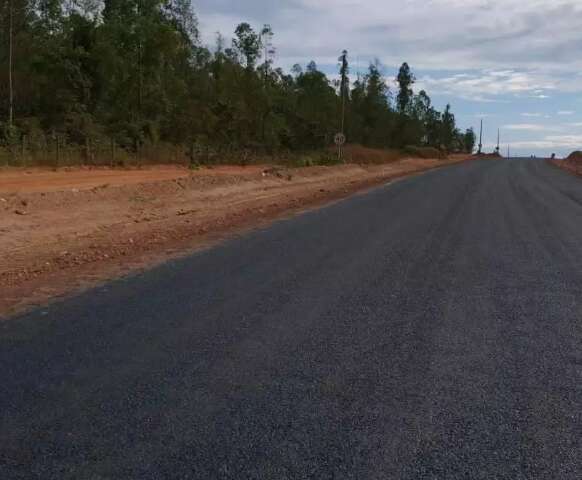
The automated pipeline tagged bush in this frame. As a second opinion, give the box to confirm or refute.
[0,122,20,149]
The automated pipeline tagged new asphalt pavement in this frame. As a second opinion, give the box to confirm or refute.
[2,158,582,479]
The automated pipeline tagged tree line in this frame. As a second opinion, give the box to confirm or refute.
[0,1,476,160]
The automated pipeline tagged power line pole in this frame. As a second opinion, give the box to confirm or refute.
[478,119,483,154]
[496,128,500,154]
[8,0,14,128]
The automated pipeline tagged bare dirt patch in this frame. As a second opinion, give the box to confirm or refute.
[1,155,470,318]
[0,165,266,194]
[552,156,582,176]
[473,152,503,159]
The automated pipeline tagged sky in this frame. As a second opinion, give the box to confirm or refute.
[192,0,582,157]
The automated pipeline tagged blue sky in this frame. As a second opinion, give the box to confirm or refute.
[192,0,582,157]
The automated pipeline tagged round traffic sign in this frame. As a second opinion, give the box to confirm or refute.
[334,133,346,146]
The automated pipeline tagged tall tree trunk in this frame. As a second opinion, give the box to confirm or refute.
[137,0,143,121]
[8,0,14,128]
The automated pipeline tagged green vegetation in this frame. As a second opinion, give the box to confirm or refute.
[0,1,475,166]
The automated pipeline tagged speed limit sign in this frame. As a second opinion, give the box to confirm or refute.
[334,133,346,146]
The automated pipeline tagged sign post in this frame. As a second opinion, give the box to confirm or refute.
[335,132,346,163]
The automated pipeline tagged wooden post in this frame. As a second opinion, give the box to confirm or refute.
[136,139,141,168]
[84,138,90,166]
[111,139,116,167]
[21,134,26,167]
[55,136,60,168]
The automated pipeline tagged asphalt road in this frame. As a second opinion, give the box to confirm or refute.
[2,158,582,479]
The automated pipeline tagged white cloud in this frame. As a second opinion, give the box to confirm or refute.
[545,135,582,147]
[521,112,543,117]
[503,124,556,132]
[558,110,575,115]
[510,135,582,150]
[196,0,582,73]
[417,70,556,102]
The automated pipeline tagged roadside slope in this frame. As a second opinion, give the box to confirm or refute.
[0,155,469,317]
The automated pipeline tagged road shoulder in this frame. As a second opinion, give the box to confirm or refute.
[0,155,470,318]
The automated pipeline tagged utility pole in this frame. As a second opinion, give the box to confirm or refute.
[478,119,483,154]
[8,0,14,128]
[496,128,500,155]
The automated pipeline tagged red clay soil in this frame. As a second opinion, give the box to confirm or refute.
[341,145,404,164]
[473,152,503,159]
[0,165,265,194]
[566,151,582,161]
[0,155,471,318]
[552,153,582,176]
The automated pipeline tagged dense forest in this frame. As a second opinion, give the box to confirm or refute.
[0,0,476,164]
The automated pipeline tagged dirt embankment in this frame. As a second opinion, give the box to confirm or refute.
[552,151,582,175]
[1,155,470,317]
[473,152,503,159]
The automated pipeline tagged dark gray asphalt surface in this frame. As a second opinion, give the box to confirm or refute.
[2,159,582,479]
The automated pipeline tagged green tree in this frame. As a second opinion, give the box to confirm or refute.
[338,49,349,135]
[233,23,261,70]
[396,62,415,114]
[294,61,338,148]
[440,104,456,150]
[259,24,274,76]
[351,60,394,146]
[463,127,476,153]
[0,3,468,162]
[163,0,199,43]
